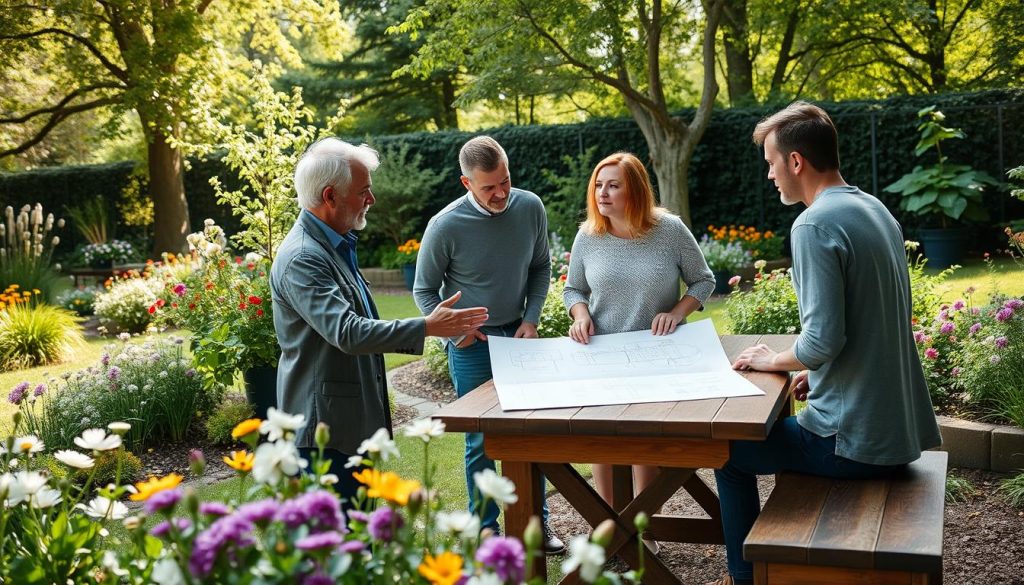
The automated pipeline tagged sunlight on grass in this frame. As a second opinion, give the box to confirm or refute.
[932,258,1024,302]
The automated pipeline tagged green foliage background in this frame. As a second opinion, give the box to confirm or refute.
[2,90,1023,260]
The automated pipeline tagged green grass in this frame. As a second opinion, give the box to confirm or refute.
[931,257,1024,302]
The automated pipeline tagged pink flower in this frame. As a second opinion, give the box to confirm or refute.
[952,300,965,311]
[924,348,939,360]
[969,323,982,335]
[939,322,954,334]
[951,367,962,377]
[728,275,741,287]
[173,283,187,296]
[995,336,1008,349]
[913,330,926,343]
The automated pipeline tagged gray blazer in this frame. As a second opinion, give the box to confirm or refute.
[270,211,425,454]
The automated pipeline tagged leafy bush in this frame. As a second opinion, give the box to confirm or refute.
[538,279,572,338]
[0,302,83,371]
[725,267,801,335]
[541,146,598,244]
[378,239,420,269]
[15,336,212,451]
[698,235,751,273]
[56,287,100,316]
[360,142,445,246]
[955,297,1024,423]
[423,337,449,379]
[0,204,65,300]
[550,232,571,281]
[74,449,143,486]
[705,224,783,261]
[905,242,957,327]
[945,473,977,503]
[205,393,256,445]
[912,297,973,410]
[93,274,163,333]
[77,239,135,266]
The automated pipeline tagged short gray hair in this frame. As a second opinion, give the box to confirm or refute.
[459,136,508,178]
[294,138,380,210]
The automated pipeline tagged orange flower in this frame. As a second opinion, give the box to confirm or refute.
[130,473,183,501]
[231,418,262,439]
[223,450,254,472]
[352,468,421,505]
[418,552,464,585]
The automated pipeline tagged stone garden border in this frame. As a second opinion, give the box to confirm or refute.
[937,416,1024,472]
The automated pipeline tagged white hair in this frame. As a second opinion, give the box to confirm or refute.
[294,138,380,210]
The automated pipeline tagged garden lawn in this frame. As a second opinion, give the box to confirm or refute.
[932,257,1024,301]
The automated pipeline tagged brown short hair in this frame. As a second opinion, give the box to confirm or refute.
[752,101,840,172]
[459,136,508,177]
[582,152,661,237]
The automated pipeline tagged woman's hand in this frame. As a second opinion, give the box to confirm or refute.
[569,314,595,344]
[651,312,684,336]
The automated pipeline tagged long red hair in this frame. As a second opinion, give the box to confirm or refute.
[581,152,661,237]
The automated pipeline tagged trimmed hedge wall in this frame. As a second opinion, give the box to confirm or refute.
[2,89,1022,260]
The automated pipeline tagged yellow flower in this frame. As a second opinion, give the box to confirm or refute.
[231,418,262,439]
[223,450,254,472]
[352,468,421,505]
[130,473,183,501]
[418,552,464,585]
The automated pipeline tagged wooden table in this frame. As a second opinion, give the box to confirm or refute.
[432,334,796,584]
[69,264,146,287]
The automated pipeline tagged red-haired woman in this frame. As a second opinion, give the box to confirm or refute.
[563,152,715,552]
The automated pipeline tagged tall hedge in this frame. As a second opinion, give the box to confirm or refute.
[2,89,1022,260]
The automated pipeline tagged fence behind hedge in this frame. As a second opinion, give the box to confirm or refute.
[2,89,1022,260]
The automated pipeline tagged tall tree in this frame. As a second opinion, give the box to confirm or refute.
[0,1,340,254]
[395,0,726,226]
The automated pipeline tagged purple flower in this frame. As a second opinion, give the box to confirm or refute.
[200,502,230,517]
[145,487,182,514]
[173,283,188,297]
[7,382,29,404]
[937,309,949,321]
[296,531,345,551]
[475,536,526,582]
[913,330,926,344]
[101,353,110,366]
[303,574,334,585]
[33,383,46,397]
[939,322,955,335]
[1006,299,1023,310]
[107,366,121,381]
[367,506,403,542]
[274,490,344,532]
[236,499,277,526]
[339,540,365,553]
[189,514,256,577]
[924,348,939,360]
[972,307,981,315]
[150,517,192,538]
[952,300,965,311]
[995,336,1009,349]
[996,307,1014,322]
[347,510,369,524]
[970,323,982,335]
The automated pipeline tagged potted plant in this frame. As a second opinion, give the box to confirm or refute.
[885,106,998,268]
[379,238,420,290]
[697,235,751,294]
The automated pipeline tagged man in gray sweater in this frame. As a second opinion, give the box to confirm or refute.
[414,136,564,554]
[707,103,941,585]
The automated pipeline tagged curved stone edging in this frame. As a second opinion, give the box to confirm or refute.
[936,415,1024,472]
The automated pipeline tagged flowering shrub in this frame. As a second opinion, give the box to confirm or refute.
[79,239,135,267]
[706,224,783,260]
[912,296,974,409]
[152,220,279,389]
[379,238,421,269]
[0,284,33,311]
[550,232,571,281]
[953,297,1024,426]
[93,273,164,333]
[0,204,64,300]
[57,286,100,316]
[14,335,211,451]
[538,279,573,339]
[698,235,751,273]
[725,264,801,335]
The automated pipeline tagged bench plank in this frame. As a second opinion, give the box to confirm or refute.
[807,478,890,569]
[744,473,834,564]
[875,452,947,574]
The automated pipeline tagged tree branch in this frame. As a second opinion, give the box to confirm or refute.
[690,0,723,136]
[1,28,128,81]
[0,83,122,124]
[0,97,117,158]
[646,0,667,110]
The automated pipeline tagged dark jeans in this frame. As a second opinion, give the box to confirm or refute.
[447,321,550,532]
[714,416,902,581]
[298,447,363,513]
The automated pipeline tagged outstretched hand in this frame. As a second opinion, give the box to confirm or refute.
[731,344,780,372]
[424,291,489,338]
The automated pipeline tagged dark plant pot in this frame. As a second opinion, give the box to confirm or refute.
[402,263,416,291]
[91,259,114,269]
[712,269,733,295]
[919,227,966,270]
[243,365,278,420]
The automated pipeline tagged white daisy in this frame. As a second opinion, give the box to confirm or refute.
[74,428,122,452]
[6,470,49,506]
[561,535,606,582]
[259,408,306,442]
[357,428,399,461]
[473,469,518,508]
[251,439,306,485]
[13,434,44,454]
[54,450,95,470]
[435,510,481,539]
[30,487,62,509]
[78,495,129,520]
[344,454,366,469]
[403,418,446,443]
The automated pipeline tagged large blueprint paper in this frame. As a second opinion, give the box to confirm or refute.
[487,319,764,411]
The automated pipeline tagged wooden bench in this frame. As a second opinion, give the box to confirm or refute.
[744,451,947,585]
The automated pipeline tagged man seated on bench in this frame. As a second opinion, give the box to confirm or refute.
[706,102,943,585]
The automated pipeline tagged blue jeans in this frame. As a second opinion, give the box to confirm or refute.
[447,324,549,532]
[714,416,902,581]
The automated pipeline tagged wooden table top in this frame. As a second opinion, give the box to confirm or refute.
[433,333,795,442]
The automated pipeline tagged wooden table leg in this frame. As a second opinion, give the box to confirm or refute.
[502,460,546,581]
[611,465,633,512]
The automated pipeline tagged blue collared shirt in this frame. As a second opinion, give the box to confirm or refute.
[304,210,377,318]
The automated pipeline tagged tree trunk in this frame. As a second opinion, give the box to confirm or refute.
[624,103,697,226]
[438,75,459,129]
[145,124,190,255]
[722,0,755,105]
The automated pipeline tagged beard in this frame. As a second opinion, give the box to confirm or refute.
[352,208,369,230]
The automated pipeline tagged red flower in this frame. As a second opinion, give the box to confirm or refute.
[248,295,262,305]
[156,298,166,308]
[247,263,255,270]
[205,282,214,290]
[148,304,157,314]
[256,309,264,317]
[172,303,178,308]
[239,302,248,310]
[188,303,196,310]
[235,256,242,264]
[559,274,567,282]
